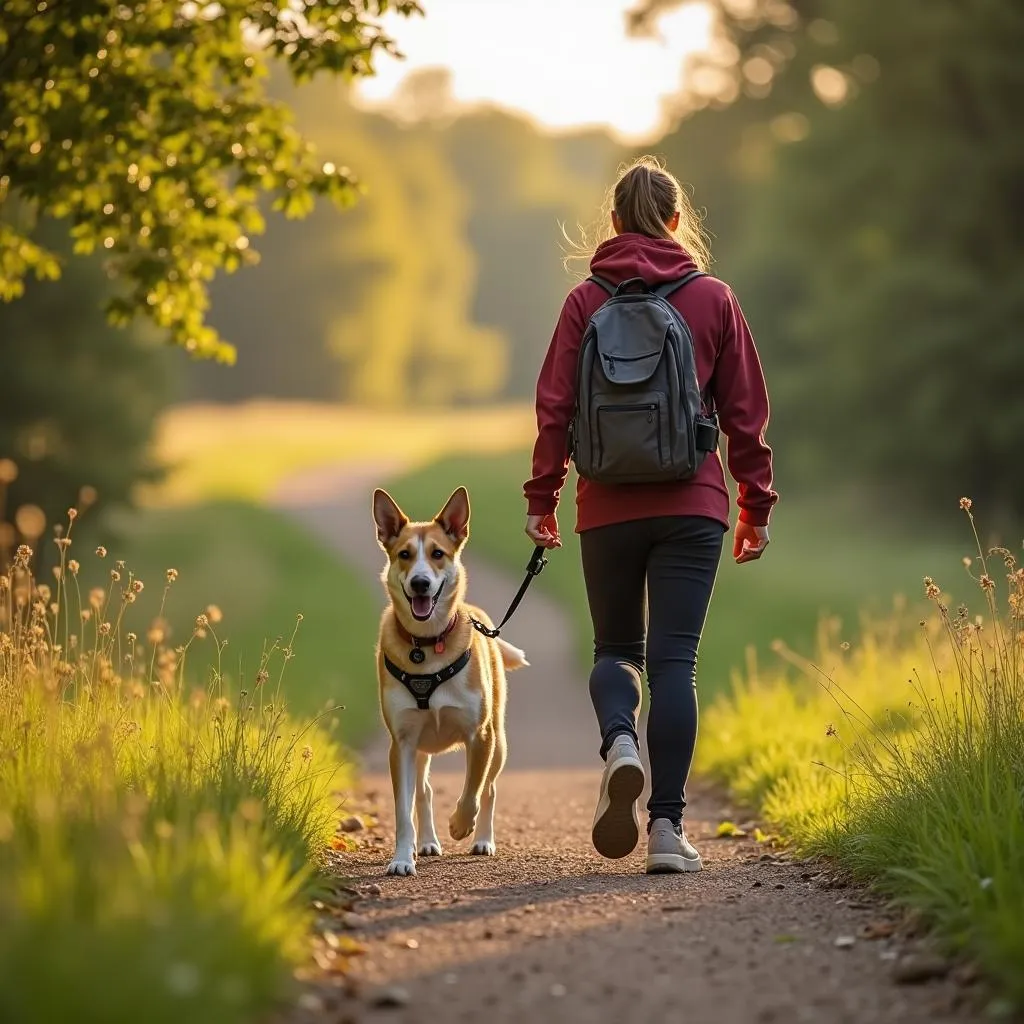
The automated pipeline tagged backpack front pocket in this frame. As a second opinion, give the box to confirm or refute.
[595,396,666,480]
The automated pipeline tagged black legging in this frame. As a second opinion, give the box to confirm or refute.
[580,515,725,826]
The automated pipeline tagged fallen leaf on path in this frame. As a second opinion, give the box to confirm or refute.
[716,820,747,838]
[859,920,896,940]
[330,835,356,852]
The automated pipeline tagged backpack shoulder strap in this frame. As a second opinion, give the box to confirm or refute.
[654,270,705,299]
[587,275,616,296]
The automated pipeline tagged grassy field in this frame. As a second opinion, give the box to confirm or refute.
[385,449,974,697]
[146,401,534,506]
[0,531,352,1023]
[89,501,382,743]
[695,509,1024,1010]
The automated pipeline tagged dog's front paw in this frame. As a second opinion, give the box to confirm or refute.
[449,801,479,841]
[417,840,443,857]
[470,839,496,856]
[386,853,417,877]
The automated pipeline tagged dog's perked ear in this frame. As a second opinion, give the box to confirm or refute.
[372,489,409,548]
[434,486,471,545]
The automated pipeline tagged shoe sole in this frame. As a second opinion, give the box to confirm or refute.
[592,759,645,859]
[645,852,703,874]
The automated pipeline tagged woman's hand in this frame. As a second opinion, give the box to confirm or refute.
[526,513,561,549]
[733,521,769,563]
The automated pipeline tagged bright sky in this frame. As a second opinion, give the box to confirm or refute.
[353,1,716,144]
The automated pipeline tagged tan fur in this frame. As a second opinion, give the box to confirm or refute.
[371,487,526,876]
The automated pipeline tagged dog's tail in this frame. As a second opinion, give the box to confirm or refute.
[496,638,529,672]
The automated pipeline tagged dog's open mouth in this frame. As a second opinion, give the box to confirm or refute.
[407,592,438,621]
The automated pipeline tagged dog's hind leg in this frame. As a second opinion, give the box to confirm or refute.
[449,731,494,841]
[415,752,442,857]
[386,739,418,876]
[471,729,505,856]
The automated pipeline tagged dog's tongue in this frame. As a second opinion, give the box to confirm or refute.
[411,595,433,619]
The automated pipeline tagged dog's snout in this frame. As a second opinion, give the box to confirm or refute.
[409,575,432,596]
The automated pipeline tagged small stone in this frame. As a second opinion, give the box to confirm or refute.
[834,935,856,949]
[662,904,685,913]
[751,880,763,888]
[298,993,324,1012]
[365,883,382,897]
[403,938,419,950]
[483,929,494,940]
[892,954,951,985]
[443,973,459,985]
[372,985,410,1008]
[550,983,567,998]
[774,883,785,890]
[340,912,368,929]
[339,816,364,833]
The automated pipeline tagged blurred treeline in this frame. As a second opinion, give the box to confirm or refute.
[3,1,1023,524]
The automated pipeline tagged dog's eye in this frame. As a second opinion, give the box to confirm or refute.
[398,550,411,561]
[431,549,445,561]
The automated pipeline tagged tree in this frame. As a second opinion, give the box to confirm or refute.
[0,220,170,543]
[0,0,421,362]
[638,0,1024,518]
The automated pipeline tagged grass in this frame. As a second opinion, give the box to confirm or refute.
[695,505,1024,1009]
[384,449,973,696]
[91,500,381,742]
[0,517,353,1023]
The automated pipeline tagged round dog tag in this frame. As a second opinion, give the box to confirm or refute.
[409,647,426,664]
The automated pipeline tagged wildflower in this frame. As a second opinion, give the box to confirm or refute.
[98,622,111,636]
[195,613,209,630]
[95,546,107,558]
[14,545,32,567]
[980,574,995,591]
[826,724,837,737]
[110,569,121,583]
[301,744,313,762]
[959,497,972,511]
[924,576,941,600]
[68,559,80,575]
[132,579,144,595]
[166,568,178,584]
[67,508,78,522]
[205,603,222,624]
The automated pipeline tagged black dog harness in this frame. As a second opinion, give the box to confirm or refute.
[383,649,472,709]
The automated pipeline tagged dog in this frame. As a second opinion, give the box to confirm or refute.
[372,486,527,877]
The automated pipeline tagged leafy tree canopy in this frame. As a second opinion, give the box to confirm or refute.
[0,0,420,362]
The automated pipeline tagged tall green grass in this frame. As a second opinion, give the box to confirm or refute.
[0,515,348,1023]
[697,503,1024,1007]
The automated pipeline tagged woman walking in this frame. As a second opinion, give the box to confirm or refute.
[524,156,777,874]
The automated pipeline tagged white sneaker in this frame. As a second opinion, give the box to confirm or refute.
[591,735,645,859]
[646,817,702,874]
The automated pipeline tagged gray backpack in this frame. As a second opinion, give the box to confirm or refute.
[569,272,720,485]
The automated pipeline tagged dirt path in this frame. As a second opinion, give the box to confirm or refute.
[274,462,981,1024]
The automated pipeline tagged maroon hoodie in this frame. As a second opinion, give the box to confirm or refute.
[524,233,777,533]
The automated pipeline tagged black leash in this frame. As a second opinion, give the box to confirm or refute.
[469,545,549,639]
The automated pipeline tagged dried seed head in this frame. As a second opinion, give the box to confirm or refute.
[205,604,222,624]
[256,669,269,686]
[68,559,80,575]
[980,574,995,591]
[959,497,973,511]
[131,579,144,594]
[110,569,121,583]
[36,585,51,602]
[924,577,941,600]
[95,546,107,558]
[166,568,178,584]
[127,632,137,645]
[301,745,313,762]
[195,613,209,630]
[115,560,125,570]
[98,622,111,636]
[89,587,105,609]
[14,545,33,567]
[67,508,78,521]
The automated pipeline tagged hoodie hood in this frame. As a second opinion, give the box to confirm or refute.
[590,232,699,288]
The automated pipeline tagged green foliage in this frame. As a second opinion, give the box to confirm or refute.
[0,0,421,360]
[0,221,170,534]
[186,74,622,404]
[697,510,1024,1008]
[0,529,347,1022]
